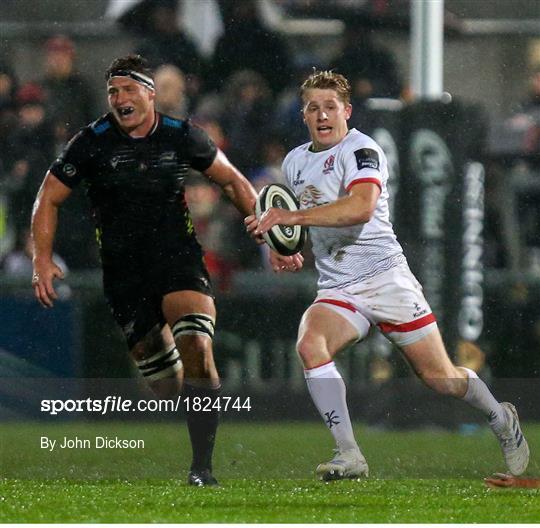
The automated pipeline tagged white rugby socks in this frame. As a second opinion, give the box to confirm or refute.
[460,367,507,434]
[304,361,359,451]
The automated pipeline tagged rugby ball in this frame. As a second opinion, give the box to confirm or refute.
[255,184,307,256]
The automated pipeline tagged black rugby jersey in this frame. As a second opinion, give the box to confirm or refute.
[49,113,217,263]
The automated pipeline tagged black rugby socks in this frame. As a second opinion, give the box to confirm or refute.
[182,383,220,472]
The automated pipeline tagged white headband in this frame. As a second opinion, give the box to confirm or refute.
[107,70,155,91]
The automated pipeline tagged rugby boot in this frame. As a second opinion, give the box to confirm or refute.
[497,402,529,476]
[316,447,369,481]
[187,468,219,487]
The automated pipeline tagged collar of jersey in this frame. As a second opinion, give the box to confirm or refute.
[308,129,352,153]
[110,111,160,140]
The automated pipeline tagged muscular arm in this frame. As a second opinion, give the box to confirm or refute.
[250,182,380,235]
[203,149,257,217]
[31,171,72,307]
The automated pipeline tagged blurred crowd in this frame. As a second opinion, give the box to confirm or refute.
[1,0,539,290]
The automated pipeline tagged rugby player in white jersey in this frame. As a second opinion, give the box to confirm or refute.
[245,70,529,480]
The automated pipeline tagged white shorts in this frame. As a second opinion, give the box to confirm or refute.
[312,263,437,347]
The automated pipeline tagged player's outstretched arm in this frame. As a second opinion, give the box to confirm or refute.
[203,149,257,218]
[31,171,72,308]
[254,183,380,235]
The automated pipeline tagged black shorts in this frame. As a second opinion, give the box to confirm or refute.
[102,249,214,350]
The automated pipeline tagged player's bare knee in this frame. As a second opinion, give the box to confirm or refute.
[130,326,182,389]
[296,334,328,367]
[130,342,146,362]
[131,325,168,362]
[180,335,212,361]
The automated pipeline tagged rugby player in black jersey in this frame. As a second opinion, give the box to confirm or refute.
[31,54,303,486]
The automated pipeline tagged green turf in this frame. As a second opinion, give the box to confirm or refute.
[1,421,539,523]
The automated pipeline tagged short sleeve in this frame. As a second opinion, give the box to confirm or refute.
[49,130,93,188]
[186,123,218,172]
[281,151,294,188]
[342,143,384,193]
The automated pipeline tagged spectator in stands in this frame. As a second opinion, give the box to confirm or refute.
[246,134,294,273]
[154,64,189,119]
[12,83,54,156]
[0,62,19,244]
[0,61,18,148]
[211,1,293,95]
[4,83,55,237]
[219,70,275,175]
[511,67,540,154]
[274,60,323,150]
[517,67,540,115]
[2,82,96,271]
[41,35,97,146]
[41,35,99,269]
[3,228,68,279]
[331,24,402,99]
[184,175,248,289]
[0,62,18,212]
[135,0,205,104]
[0,61,16,110]
[249,135,287,191]
[194,116,229,153]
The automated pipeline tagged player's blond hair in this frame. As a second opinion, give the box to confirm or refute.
[300,70,351,104]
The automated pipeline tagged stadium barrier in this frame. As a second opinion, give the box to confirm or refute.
[1,271,539,425]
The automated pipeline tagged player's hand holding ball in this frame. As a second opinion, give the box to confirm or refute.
[245,184,306,272]
[246,184,307,254]
[269,250,304,273]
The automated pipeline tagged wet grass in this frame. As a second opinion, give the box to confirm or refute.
[1,421,538,522]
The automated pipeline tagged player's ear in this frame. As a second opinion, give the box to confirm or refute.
[345,103,352,121]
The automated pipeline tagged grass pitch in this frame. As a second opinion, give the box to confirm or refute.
[1,421,539,523]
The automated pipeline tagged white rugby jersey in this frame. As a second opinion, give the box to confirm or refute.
[283,128,406,289]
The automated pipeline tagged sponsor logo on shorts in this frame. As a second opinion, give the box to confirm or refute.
[413,302,428,318]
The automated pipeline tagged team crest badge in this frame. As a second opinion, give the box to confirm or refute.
[63,163,77,177]
[323,154,335,174]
